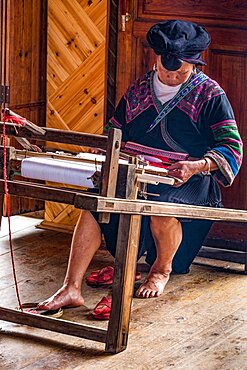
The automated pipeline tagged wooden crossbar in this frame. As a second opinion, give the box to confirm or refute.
[0,307,107,343]
[75,194,247,223]
[1,180,247,223]
[0,180,78,204]
[0,123,108,148]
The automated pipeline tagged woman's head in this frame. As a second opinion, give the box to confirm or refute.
[156,56,194,86]
[147,20,210,73]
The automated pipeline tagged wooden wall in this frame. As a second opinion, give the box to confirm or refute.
[1,0,47,215]
[46,0,107,151]
[43,0,108,231]
[104,0,118,122]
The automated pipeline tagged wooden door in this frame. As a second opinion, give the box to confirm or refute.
[116,0,247,242]
[0,0,47,215]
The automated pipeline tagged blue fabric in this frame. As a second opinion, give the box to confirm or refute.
[92,174,221,274]
[92,212,213,274]
[147,20,210,70]
[213,147,239,176]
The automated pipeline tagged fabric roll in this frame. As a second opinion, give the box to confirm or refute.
[21,157,99,188]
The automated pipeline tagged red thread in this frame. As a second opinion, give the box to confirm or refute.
[3,109,27,126]
[3,109,23,311]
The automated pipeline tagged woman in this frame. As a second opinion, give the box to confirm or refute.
[39,20,242,309]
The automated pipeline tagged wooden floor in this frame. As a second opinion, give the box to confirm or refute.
[0,215,246,370]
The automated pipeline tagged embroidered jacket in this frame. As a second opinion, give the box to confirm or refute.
[105,71,243,187]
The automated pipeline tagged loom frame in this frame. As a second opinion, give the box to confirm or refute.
[0,124,247,353]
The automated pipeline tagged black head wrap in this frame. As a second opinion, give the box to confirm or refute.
[147,20,210,71]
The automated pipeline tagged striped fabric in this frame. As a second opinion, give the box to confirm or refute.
[205,119,243,186]
[123,141,189,161]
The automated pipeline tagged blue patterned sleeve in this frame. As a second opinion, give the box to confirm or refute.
[202,94,243,187]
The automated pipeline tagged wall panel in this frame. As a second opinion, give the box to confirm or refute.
[43,0,107,230]
[1,0,47,215]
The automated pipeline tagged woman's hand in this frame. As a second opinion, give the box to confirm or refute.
[87,147,103,154]
[168,159,208,186]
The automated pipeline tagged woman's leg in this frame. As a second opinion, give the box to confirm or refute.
[136,216,182,298]
[38,210,102,310]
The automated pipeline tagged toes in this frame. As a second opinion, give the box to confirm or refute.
[145,289,157,298]
[136,284,143,295]
[136,286,148,297]
[150,290,157,298]
[38,297,60,310]
[37,301,49,309]
[141,289,148,298]
[135,269,170,299]
[38,302,54,310]
[136,285,156,298]
[135,288,142,297]
[145,290,152,298]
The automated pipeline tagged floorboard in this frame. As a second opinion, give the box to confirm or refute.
[0,216,246,370]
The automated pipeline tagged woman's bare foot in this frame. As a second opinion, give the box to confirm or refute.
[135,268,170,298]
[38,285,84,310]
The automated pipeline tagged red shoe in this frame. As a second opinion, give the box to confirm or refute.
[86,266,114,287]
[20,303,63,318]
[86,266,142,288]
[92,296,112,320]
[92,296,134,320]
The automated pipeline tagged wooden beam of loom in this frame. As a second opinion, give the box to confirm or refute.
[0,306,107,343]
[1,180,247,223]
[3,109,46,136]
[0,122,108,149]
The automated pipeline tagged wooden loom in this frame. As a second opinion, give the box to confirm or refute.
[1,122,247,354]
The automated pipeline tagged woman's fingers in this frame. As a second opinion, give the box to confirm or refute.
[168,161,197,183]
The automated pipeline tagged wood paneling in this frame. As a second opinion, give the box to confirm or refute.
[45,0,107,229]
[104,0,118,122]
[205,47,247,210]
[137,0,247,27]
[8,0,47,116]
[1,0,47,215]
[47,0,106,136]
